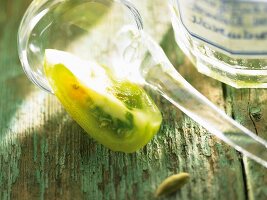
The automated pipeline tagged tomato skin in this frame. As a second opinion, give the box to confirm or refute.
[44,50,162,153]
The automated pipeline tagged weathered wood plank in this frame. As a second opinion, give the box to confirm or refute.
[160,29,246,200]
[0,0,266,200]
[226,88,267,199]
[0,1,34,199]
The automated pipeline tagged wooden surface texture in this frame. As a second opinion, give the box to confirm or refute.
[0,0,266,199]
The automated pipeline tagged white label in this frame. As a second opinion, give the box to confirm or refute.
[177,0,267,56]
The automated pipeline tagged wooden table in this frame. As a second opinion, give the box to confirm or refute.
[0,0,266,199]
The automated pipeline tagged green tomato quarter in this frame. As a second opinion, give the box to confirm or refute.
[44,49,162,153]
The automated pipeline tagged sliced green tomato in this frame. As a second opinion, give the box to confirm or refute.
[44,49,162,153]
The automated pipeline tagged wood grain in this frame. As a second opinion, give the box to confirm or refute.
[0,0,266,200]
[226,88,267,199]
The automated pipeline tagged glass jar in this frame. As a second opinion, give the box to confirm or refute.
[169,0,267,88]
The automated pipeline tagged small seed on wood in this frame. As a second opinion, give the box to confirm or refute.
[155,172,190,197]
